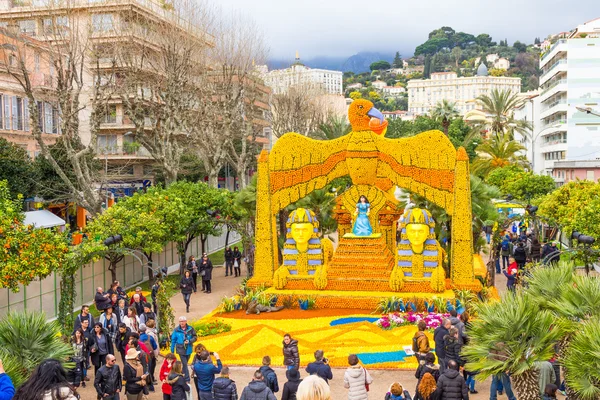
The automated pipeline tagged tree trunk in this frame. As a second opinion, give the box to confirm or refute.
[109,261,118,283]
[512,369,540,400]
[200,235,207,255]
[178,242,187,276]
[224,226,231,248]
[145,252,154,282]
[208,169,219,188]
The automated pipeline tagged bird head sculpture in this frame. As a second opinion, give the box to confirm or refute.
[348,99,388,135]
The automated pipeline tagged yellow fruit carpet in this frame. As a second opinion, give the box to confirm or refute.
[193,311,433,370]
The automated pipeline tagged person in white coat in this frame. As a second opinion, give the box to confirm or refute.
[343,354,373,400]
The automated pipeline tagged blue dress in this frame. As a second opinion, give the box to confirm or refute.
[352,202,373,236]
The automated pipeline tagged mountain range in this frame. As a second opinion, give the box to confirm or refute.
[267,51,395,74]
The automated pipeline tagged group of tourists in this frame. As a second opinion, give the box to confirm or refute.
[181,248,243,312]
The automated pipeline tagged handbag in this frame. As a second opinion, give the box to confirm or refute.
[363,367,369,392]
[200,270,206,276]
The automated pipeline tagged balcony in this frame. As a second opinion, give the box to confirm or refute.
[539,59,567,86]
[96,144,151,158]
[540,99,568,120]
[540,39,567,66]
[540,139,567,148]
[0,0,214,45]
[540,79,568,103]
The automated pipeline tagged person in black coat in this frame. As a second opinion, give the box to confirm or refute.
[123,349,148,397]
[187,256,199,293]
[199,253,214,294]
[180,271,194,313]
[444,328,463,368]
[95,287,112,311]
[281,368,302,400]
[115,323,131,363]
[213,366,238,400]
[90,323,115,374]
[434,319,451,371]
[224,247,234,277]
[513,242,527,269]
[94,354,122,399]
[414,352,440,400]
[305,350,333,384]
[167,361,190,400]
[436,360,469,400]
[232,247,242,277]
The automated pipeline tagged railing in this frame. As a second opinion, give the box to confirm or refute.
[541,79,568,96]
[540,119,567,131]
[6,0,213,44]
[541,139,567,147]
[97,144,151,157]
[541,99,567,113]
[541,39,567,64]
[540,59,567,81]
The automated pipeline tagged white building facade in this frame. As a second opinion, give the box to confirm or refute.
[260,59,343,95]
[407,70,521,115]
[538,18,600,180]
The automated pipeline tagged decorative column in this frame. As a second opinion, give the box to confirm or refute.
[450,147,474,285]
[249,150,276,287]
[378,206,400,256]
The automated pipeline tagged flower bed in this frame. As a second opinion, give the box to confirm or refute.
[375,312,449,330]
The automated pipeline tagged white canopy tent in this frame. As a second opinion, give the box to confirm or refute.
[23,210,66,229]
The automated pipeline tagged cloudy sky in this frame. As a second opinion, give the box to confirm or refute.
[214,0,600,60]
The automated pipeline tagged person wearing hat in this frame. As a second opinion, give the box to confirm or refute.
[282,368,302,400]
[171,316,198,383]
[124,348,149,400]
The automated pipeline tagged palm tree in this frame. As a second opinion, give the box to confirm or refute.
[472,133,529,178]
[476,89,532,139]
[470,175,500,252]
[295,188,338,235]
[0,311,73,387]
[463,291,565,400]
[561,317,600,400]
[309,115,351,140]
[431,100,459,135]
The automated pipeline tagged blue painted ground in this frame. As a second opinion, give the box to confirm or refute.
[356,350,409,364]
[329,317,380,326]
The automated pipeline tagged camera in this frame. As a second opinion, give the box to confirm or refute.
[210,352,214,356]
[323,357,328,363]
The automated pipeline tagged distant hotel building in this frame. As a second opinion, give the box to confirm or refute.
[260,53,343,95]
[407,65,521,115]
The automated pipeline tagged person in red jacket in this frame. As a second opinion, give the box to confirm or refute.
[160,353,177,400]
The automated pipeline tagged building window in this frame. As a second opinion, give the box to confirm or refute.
[19,20,37,36]
[92,14,114,33]
[34,52,40,73]
[98,134,118,154]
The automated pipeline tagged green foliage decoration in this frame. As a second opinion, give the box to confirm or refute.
[0,311,73,387]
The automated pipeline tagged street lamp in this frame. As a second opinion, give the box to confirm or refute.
[571,231,596,275]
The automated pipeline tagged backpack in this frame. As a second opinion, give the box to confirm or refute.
[501,241,510,252]
[412,333,421,353]
[264,369,279,393]
[142,336,156,359]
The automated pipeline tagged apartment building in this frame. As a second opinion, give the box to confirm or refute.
[407,67,521,115]
[0,29,59,158]
[0,0,212,196]
[260,54,343,95]
[537,18,600,183]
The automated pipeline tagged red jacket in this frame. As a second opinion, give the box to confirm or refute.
[507,262,518,276]
[159,359,173,395]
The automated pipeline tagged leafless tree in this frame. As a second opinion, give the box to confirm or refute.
[113,0,216,185]
[197,13,268,188]
[270,84,329,138]
[1,3,106,215]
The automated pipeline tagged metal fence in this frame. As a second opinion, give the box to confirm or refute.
[0,230,240,319]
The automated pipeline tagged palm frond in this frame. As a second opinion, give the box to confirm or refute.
[0,311,74,386]
[561,317,600,399]
[462,291,564,378]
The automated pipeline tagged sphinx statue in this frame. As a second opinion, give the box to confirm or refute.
[389,208,446,292]
[273,208,330,289]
